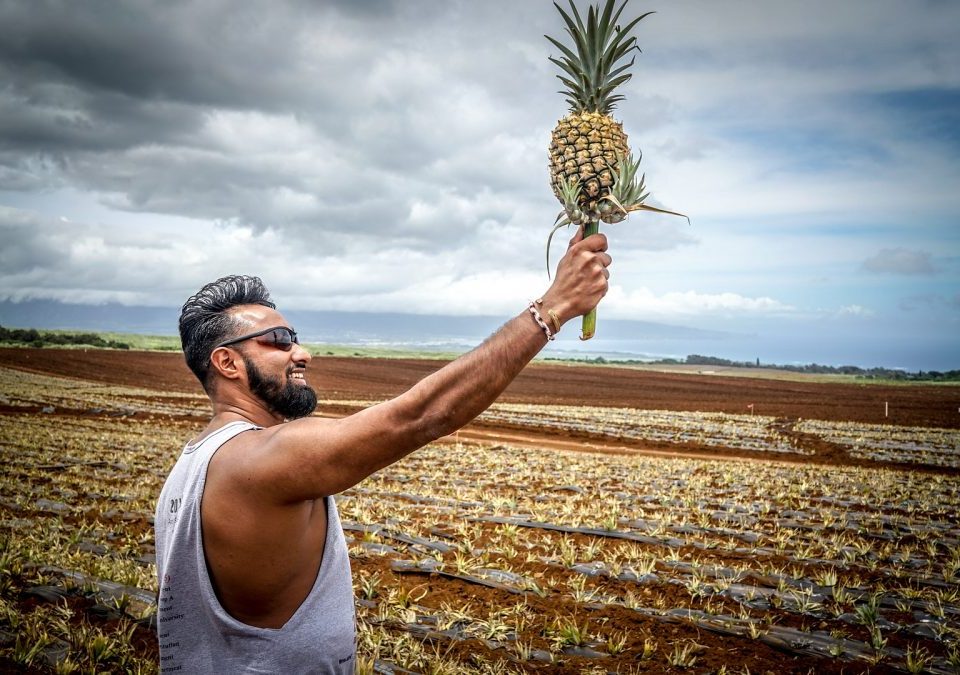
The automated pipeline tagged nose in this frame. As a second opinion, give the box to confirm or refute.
[293,342,312,364]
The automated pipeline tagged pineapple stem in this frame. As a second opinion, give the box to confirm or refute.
[580,219,600,340]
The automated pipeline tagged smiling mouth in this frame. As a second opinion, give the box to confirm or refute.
[291,371,306,381]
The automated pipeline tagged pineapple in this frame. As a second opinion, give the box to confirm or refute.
[545,0,687,339]
[546,0,649,223]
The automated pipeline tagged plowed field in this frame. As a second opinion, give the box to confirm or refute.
[2,347,957,427]
[2,347,959,674]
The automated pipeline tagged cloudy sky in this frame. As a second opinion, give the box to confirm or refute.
[1,0,958,367]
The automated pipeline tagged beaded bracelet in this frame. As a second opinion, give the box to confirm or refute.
[528,301,555,341]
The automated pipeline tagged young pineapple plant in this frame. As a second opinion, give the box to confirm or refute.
[546,0,688,339]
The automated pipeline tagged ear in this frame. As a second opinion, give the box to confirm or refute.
[209,347,244,382]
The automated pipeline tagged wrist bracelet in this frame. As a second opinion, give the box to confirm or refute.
[533,298,563,335]
[546,308,562,334]
[527,302,555,341]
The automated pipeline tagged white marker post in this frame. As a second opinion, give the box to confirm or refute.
[885,401,889,418]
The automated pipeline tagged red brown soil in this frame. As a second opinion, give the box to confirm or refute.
[2,347,958,475]
[2,347,956,428]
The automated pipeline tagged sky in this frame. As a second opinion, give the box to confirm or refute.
[0,0,958,368]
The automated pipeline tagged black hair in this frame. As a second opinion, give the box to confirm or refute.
[179,275,275,391]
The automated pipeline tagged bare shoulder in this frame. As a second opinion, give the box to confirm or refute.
[207,418,329,474]
[206,399,417,503]
[205,416,341,503]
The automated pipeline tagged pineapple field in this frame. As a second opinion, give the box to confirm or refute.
[1,348,958,673]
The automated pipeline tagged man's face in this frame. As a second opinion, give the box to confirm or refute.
[218,305,317,420]
[243,353,317,420]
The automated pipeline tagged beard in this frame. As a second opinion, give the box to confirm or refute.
[243,356,318,420]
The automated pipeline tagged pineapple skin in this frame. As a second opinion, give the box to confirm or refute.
[549,111,629,215]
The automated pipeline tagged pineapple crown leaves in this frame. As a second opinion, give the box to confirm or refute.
[545,0,654,115]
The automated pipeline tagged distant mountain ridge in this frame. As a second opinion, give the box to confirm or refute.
[0,299,727,345]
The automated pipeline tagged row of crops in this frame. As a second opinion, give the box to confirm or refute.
[478,403,807,455]
[1,365,958,672]
[797,418,960,469]
[0,366,208,419]
[480,402,960,470]
[4,364,958,469]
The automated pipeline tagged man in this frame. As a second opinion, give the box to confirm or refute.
[154,227,611,673]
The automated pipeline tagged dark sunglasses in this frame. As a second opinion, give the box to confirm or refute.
[214,326,299,351]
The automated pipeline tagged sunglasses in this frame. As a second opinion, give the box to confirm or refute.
[214,326,300,351]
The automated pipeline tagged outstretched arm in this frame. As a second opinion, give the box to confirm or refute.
[247,227,611,502]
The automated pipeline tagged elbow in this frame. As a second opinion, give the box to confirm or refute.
[395,394,457,447]
[413,408,457,447]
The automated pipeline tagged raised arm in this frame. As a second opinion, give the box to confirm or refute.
[253,227,611,501]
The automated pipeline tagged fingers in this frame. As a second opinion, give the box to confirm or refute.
[574,231,608,252]
[597,250,612,282]
[546,229,612,317]
[592,251,612,278]
[595,259,610,280]
[572,240,611,279]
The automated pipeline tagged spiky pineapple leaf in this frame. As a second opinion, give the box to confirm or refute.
[545,215,574,279]
[546,0,652,115]
[627,203,691,224]
[599,149,690,224]
[545,38,581,71]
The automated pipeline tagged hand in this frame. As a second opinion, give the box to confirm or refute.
[539,225,611,326]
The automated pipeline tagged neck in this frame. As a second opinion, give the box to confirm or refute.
[210,398,284,429]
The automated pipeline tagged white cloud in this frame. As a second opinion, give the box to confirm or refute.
[603,286,793,321]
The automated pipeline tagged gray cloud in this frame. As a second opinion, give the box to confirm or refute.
[862,248,937,276]
[0,205,193,304]
[0,1,335,110]
[0,0,957,331]
[4,0,957,238]
[0,0,577,254]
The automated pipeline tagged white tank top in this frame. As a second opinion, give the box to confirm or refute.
[154,421,356,673]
